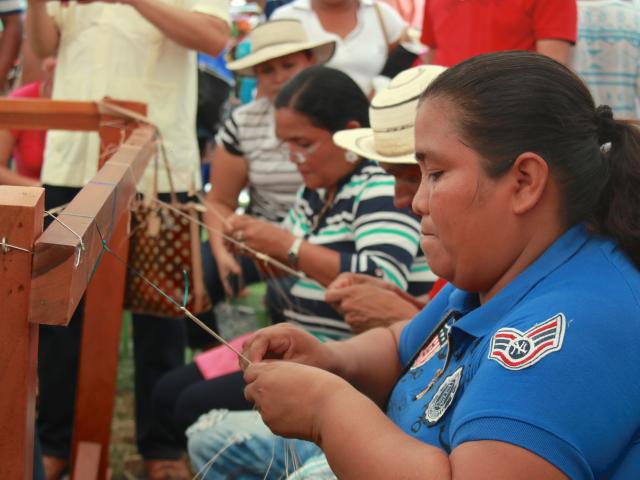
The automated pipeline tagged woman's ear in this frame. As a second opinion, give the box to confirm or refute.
[509,152,550,215]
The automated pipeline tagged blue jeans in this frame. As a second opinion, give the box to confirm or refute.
[187,410,323,479]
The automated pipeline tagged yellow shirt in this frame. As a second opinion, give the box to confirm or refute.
[43,0,229,192]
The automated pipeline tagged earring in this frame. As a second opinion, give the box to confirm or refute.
[344,151,358,163]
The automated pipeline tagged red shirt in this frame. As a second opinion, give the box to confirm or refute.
[9,81,46,180]
[421,0,577,67]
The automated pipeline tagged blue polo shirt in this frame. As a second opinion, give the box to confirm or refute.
[386,225,640,479]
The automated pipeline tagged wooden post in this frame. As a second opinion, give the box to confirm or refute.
[0,187,44,480]
[71,99,148,480]
[71,215,131,480]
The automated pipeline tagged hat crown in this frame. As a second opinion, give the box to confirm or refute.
[369,65,447,157]
[250,20,311,53]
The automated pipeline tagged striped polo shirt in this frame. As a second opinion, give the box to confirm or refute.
[215,97,302,223]
[279,160,422,338]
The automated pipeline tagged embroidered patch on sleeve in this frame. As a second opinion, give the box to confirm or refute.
[488,313,566,371]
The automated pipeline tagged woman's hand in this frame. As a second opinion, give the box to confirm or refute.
[211,244,242,297]
[243,361,353,442]
[326,282,420,333]
[327,272,401,293]
[240,323,332,370]
[225,214,294,260]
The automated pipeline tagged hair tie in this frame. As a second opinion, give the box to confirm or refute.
[595,104,617,148]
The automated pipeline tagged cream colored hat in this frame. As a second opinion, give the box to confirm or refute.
[333,65,447,164]
[227,19,336,77]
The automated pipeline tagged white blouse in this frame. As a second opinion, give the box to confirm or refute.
[271,0,406,94]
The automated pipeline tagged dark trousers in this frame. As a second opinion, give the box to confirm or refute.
[36,186,192,460]
[33,433,45,480]
[151,365,249,450]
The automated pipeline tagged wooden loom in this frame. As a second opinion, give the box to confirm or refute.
[0,97,155,479]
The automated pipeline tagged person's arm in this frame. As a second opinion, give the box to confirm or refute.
[122,0,229,56]
[421,47,436,64]
[243,329,568,480]
[0,130,40,186]
[536,39,572,66]
[204,146,249,294]
[242,320,406,405]
[533,0,576,66]
[25,1,59,58]
[226,213,342,286]
[319,407,567,479]
[420,0,437,64]
[0,13,22,88]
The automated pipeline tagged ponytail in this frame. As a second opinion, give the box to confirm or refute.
[596,118,640,267]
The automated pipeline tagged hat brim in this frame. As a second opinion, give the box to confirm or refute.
[227,40,336,77]
[333,129,416,165]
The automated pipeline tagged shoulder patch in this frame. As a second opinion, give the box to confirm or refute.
[488,313,566,371]
[425,366,463,425]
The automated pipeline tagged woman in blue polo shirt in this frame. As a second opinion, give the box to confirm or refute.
[231,51,640,480]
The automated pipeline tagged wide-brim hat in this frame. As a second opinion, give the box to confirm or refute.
[227,19,336,77]
[333,65,447,164]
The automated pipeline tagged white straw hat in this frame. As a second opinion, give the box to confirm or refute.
[227,19,336,77]
[333,65,447,164]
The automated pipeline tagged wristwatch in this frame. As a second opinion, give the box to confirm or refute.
[287,237,304,267]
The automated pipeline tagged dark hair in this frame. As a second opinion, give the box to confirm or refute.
[274,65,370,132]
[420,51,640,267]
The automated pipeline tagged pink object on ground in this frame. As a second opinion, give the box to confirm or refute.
[194,332,254,380]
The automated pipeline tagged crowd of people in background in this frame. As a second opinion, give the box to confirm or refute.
[1,0,639,479]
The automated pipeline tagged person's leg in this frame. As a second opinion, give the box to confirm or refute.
[151,362,206,449]
[37,185,83,478]
[33,430,46,480]
[133,312,187,460]
[37,306,83,462]
[187,410,322,480]
[174,371,252,436]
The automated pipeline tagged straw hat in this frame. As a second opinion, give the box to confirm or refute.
[333,65,447,164]
[227,19,336,77]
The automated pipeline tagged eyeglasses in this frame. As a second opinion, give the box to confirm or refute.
[282,137,329,165]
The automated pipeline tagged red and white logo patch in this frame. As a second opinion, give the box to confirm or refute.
[411,327,448,370]
[489,313,566,370]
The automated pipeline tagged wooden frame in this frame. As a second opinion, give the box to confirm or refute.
[0,98,153,480]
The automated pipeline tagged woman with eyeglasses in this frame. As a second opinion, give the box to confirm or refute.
[151,65,421,463]
[225,64,421,338]
[213,52,639,480]
[200,20,335,330]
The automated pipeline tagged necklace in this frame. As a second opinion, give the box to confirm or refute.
[310,189,337,233]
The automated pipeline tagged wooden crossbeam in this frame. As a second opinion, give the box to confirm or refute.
[0,98,101,131]
[29,125,156,326]
[0,98,146,131]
